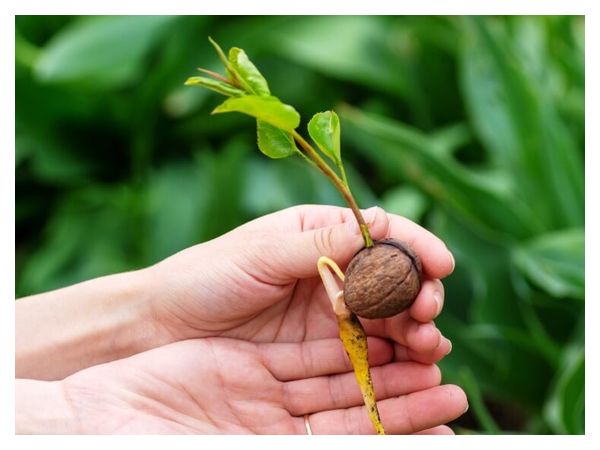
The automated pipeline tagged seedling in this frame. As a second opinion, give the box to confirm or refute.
[186,38,423,435]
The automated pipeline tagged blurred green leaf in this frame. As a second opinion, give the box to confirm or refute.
[513,229,584,301]
[380,186,428,223]
[460,17,584,230]
[15,28,40,69]
[145,162,207,263]
[28,139,93,185]
[242,158,299,215]
[212,95,300,131]
[257,121,298,159]
[185,17,457,136]
[242,156,361,217]
[185,76,246,97]
[18,186,137,296]
[228,47,270,95]
[265,16,463,127]
[308,111,341,166]
[195,138,248,241]
[544,345,584,434]
[429,209,526,330]
[428,122,473,158]
[439,312,556,411]
[458,367,501,433]
[35,15,178,87]
[265,16,410,99]
[341,105,540,240]
[16,124,93,185]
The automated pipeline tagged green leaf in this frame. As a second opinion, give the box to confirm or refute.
[457,367,501,433]
[257,120,298,159]
[341,105,540,240]
[228,47,270,96]
[263,16,457,127]
[513,228,584,300]
[264,17,410,99]
[307,111,341,165]
[544,345,584,434]
[242,156,346,217]
[194,138,248,242]
[437,313,554,410]
[145,162,208,263]
[17,186,136,296]
[35,15,178,87]
[460,17,584,230]
[212,95,300,131]
[380,186,428,223]
[184,76,246,97]
[429,209,528,331]
[208,36,235,81]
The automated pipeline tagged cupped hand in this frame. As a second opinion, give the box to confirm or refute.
[148,205,455,363]
[61,337,466,434]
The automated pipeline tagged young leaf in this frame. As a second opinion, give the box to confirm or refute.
[184,76,246,97]
[212,95,300,131]
[208,36,236,81]
[229,47,270,96]
[257,120,298,159]
[308,111,341,165]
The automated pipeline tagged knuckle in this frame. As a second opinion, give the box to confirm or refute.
[313,226,335,256]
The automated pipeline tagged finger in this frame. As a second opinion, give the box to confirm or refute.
[393,338,452,365]
[409,278,445,323]
[243,205,453,282]
[401,321,442,353]
[384,212,455,279]
[250,206,388,282]
[413,425,455,435]
[363,316,442,353]
[284,362,441,415]
[308,384,468,435]
[259,337,393,381]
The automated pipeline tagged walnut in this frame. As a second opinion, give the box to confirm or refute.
[343,239,423,319]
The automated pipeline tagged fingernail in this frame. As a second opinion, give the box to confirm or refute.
[435,328,443,348]
[463,403,469,414]
[362,207,378,225]
[445,338,452,355]
[448,250,456,272]
[433,291,443,317]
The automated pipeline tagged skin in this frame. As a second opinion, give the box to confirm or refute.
[16,205,466,434]
[149,205,454,354]
[18,337,465,434]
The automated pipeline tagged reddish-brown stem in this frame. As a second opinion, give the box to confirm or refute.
[196,67,232,84]
[292,131,373,248]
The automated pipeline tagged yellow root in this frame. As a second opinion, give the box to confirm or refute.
[317,256,386,435]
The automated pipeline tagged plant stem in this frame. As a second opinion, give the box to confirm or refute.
[196,67,231,84]
[292,131,373,248]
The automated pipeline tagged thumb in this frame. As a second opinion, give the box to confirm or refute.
[269,206,389,281]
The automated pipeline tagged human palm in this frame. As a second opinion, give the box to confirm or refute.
[151,206,454,360]
[62,337,464,434]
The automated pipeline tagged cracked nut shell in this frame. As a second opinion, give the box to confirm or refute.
[343,239,422,319]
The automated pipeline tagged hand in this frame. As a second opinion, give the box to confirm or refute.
[35,337,466,434]
[149,205,455,364]
[16,205,454,380]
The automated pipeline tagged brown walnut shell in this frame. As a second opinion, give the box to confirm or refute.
[343,239,422,319]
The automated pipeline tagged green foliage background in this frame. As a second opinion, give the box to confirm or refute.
[15,16,584,434]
